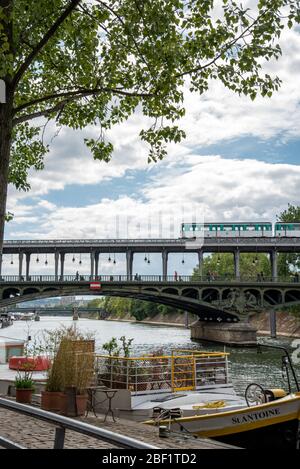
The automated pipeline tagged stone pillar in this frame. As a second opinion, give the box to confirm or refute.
[126,250,133,279]
[270,249,278,281]
[184,311,189,328]
[234,249,240,280]
[198,250,203,277]
[54,251,59,280]
[18,252,24,279]
[25,253,31,280]
[0,253,2,277]
[269,309,277,338]
[60,253,65,279]
[190,320,257,346]
[90,251,95,279]
[162,250,168,280]
[95,253,99,278]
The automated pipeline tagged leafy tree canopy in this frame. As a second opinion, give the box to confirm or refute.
[277,204,300,274]
[277,203,300,222]
[192,252,271,278]
[1,0,300,191]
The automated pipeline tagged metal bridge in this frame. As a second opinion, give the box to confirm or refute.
[2,237,300,280]
[1,274,300,323]
[6,306,108,318]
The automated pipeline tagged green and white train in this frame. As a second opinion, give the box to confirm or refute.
[181,222,300,238]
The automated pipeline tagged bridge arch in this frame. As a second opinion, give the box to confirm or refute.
[181,288,199,299]
[161,287,179,296]
[201,288,220,302]
[2,287,21,299]
[284,289,300,303]
[263,289,283,306]
[43,287,59,293]
[23,287,41,296]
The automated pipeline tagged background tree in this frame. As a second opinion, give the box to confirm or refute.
[1,0,300,265]
[277,204,300,276]
[192,252,271,279]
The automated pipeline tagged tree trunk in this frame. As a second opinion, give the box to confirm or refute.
[0,95,13,271]
[0,0,13,274]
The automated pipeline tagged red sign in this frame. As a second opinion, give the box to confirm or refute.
[90,282,101,290]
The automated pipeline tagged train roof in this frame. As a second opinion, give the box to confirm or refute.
[275,221,300,224]
[181,221,273,225]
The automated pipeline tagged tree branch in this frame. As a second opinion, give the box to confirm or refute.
[13,87,154,125]
[177,8,268,78]
[12,0,82,90]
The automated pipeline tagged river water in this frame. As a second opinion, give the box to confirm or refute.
[2,316,300,397]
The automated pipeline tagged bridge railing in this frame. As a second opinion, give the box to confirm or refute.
[0,274,299,283]
[95,351,229,395]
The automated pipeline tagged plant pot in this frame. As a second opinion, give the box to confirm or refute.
[76,394,88,416]
[41,391,64,412]
[59,393,88,416]
[15,388,33,404]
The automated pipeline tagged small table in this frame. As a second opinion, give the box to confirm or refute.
[86,387,118,422]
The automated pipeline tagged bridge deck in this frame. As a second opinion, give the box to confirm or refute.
[3,237,300,253]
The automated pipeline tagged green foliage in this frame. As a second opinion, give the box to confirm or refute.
[193,252,271,278]
[277,204,300,276]
[102,337,120,357]
[277,203,300,223]
[1,1,300,190]
[14,366,35,390]
[101,295,181,321]
[102,336,133,357]
[119,335,134,357]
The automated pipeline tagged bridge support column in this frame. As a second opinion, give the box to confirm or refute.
[198,250,203,277]
[126,250,133,279]
[162,250,168,280]
[60,253,65,279]
[90,251,95,279]
[95,253,99,278]
[54,251,59,280]
[270,249,278,281]
[190,320,257,346]
[234,249,240,280]
[25,253,30,280]
[269,309,277,338]
[18,252,23,280]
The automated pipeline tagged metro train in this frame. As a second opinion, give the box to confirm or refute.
[181,222,300,238]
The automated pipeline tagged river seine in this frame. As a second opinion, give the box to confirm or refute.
[2,316,300,396]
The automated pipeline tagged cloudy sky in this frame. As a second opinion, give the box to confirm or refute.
[3,21,300,277]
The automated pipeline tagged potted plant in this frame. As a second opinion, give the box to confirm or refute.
[56,326,95,416]
[99,336,134,389]
[41,359,64,411]
[15,366,35,404]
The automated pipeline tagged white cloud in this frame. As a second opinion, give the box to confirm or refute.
[6,155,300,241]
